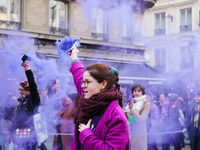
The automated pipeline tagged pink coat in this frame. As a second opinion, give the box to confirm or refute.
[69,61,130,150]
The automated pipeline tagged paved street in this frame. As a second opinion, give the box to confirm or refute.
[38,135,192,150]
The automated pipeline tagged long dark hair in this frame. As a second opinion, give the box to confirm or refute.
[85,63,123,107]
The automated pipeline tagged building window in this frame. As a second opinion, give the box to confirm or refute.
[199,11,200,26]
[0,0,21,30]
[91,8,106,41]
[121,15,132,43]
[155,49,166,71]
[180,8,192,33]
[155,13,165,36]
[49,0,68,35]
[180,46,194,69]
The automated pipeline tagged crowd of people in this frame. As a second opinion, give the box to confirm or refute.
[0,45,200,150]
[145,90,200,150]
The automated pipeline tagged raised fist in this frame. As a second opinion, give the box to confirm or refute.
[22,54,28,63]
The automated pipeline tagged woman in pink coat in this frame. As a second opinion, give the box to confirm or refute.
[68,46,129,150]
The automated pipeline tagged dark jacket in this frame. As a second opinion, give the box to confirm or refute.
[161,104,183,145]
[162,104,182,132]
[185,107,200,150]
[14,70,40,128]
[13,69,40,147]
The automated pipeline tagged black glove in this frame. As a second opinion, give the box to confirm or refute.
[21,55,28,63]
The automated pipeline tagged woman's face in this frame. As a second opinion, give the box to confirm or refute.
[159,94,165,101]
[176,100,181,108]
[146,95,152,102]
[82,71,106,99]
[62,96,73,106]
[19,85,29,96]
[133,87,143,98]
[194,95,200,103]
[19,85,26,96]
[153,100,157,105]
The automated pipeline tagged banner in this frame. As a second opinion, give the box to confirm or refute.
[161,98,170,117]
[33,113,48,146]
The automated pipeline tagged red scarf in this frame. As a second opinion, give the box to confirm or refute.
[72,88,121,124]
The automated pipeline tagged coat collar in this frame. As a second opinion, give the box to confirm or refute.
[73,99,120,149]
[96,100,118,126]
[139,99,149,114]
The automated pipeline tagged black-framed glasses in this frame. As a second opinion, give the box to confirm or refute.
[19,88,24,91]
[80,80,97,87]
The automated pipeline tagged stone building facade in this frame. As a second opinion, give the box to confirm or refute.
[0,0,150,62]
[143,0,200,72]
[1,0,165,87]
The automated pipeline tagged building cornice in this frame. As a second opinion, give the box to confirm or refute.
[171,0,197,7]
[0,29,146,51]
[149,0,197,10]
[144,30,200,46]
[80,38,146,50]
[33,39,146,63]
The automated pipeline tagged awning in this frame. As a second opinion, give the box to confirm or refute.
[80,58,166,85]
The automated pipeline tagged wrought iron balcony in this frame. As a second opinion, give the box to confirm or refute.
[0,20,21,30]
[50,26,68,35]
[154,28,165,36]
[180,63,193,70]
[91,33,107,41]
[180,25,192,33]
[122,36,132,43]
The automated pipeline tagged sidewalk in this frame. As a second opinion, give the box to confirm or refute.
[157,145,191,150]
[36,135,54,150]
[38,135,192,150]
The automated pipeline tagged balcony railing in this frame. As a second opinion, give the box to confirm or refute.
[122,36,132,43]
[91,33,107,41]
[180,25,192,33]
[0,20,21,30]
[154,28,165,36]
[50,26,68,36]
[180,63,193,70]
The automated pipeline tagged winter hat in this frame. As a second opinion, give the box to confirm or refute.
[176,97,186,105]
[67,93,76,102]
[168,93,178,102]
[146,91,153,96]
[146,91,154,99]
[194,91,200,96]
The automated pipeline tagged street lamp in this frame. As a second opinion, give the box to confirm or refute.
[189,36,198,54]
[166,14,173,22]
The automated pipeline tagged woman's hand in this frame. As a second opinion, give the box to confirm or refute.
[78,119,92,133]
[130,99,134,110]
[129,99,137,115]
[22,60,30,71]
[22,60,28,67]
[68,45,80,61]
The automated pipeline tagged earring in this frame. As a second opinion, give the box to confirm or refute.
[101,88,104,92]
